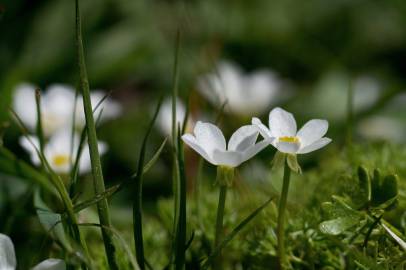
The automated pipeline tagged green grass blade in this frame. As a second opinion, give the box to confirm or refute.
[10,108,91,268]
[174,125,187,270]
[75,0,117,268]
[0,146,55,194]
[133,96,163,269]
[202,197,274,269]
[34,89,45,154]
[171,30,182,266]
[73,138,167,213]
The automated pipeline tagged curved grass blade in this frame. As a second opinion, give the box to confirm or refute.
[133,96,163,269]
[0,146,55,194]
[73,138,167,213]
[202,197,274,269]
[9,108,91,267]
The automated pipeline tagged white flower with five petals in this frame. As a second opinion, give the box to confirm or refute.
[0,233,65,270]
[252,107,332,154]
[20,128,106,174]
[181,121,268,167]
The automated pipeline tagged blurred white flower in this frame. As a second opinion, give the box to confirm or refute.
[156,98,191,136]
[0,233,65,270]
[253,107,331,154]
[197,61,281,116]
[353,76,381,111]
[20,128,106,174]
[13,83,121,136]
[182,121,268,167]
[358,116,404,143]
[14,83,76,136]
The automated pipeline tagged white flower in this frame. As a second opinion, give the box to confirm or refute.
[156,98,192,136]
[20,128,107,174]
[181,121,268,167]
[13,83,121,136]
[0,233,65,270]
[13,83,76,136]
[197,61,281,116]
[252,107,332,154]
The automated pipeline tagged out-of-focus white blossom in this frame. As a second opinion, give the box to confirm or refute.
[13,83,121,136]
[20,128,106,174]
[156,98,192,136]
[197,61,282,116]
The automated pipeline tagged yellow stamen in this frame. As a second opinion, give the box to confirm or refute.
[53,155,69,166]
[279,136,299,143]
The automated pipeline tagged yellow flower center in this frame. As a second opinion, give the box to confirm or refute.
[279,136,299,143]
[52,155,70,166]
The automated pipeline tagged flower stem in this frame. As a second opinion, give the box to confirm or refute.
[214,183,227,269]
[277,158,291,269]
[75,1,118,269]
[215,184,227,247]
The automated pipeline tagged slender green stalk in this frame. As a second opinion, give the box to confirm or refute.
[214,184,227,248]
[346,79,354,149]
[133,97,163,269]
[213,184,227,269]
[75,1,118,268]
[171,30,182,265]
[174,126,187,270]
[277,158,291,269]
[34,89,45,154]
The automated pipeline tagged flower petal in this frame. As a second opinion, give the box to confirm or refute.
[241,140,269,162]
[19,136,41,165]
[32,259,66,270]
[0,233,16,270]
[252,117,273,141]
[297,119,329,148]
[274,141,300,154]
[182,134,214,164]
[13,83,37,131]
[297,137,332,154]
[212,150,242,167]
[268,107,297,137]
[228,125,258,152]
[194,122,226,154]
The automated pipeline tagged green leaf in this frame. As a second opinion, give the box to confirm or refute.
[319,216,360,235]
[202,197,274,269]
[34,189,71,250]
[357,166,371,205]
[286,154,301,174]
[371,171,398,208]
[320,196,363,235]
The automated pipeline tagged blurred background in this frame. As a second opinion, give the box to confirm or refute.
[1,0,406,268]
